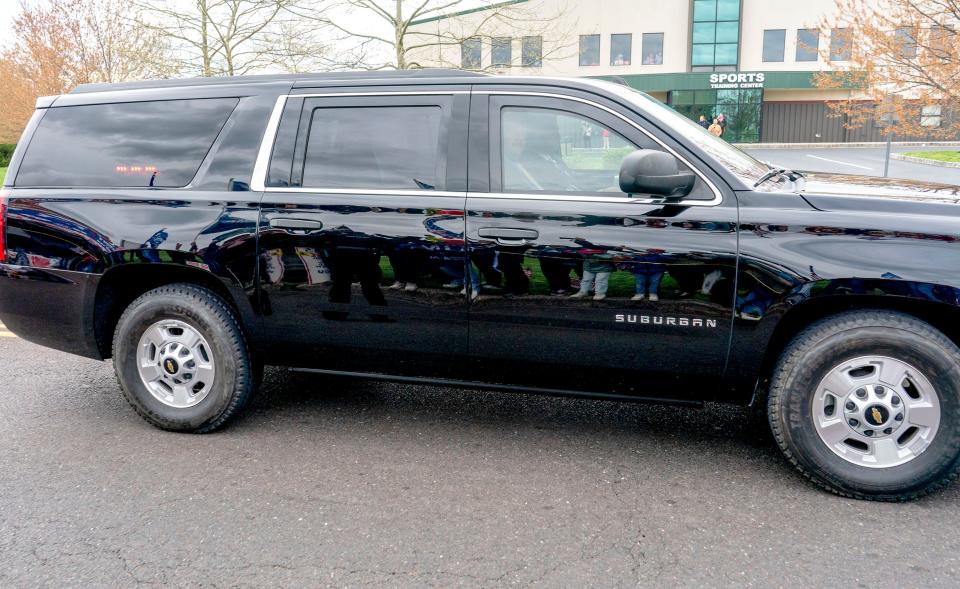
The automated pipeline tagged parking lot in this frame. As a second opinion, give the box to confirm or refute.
[743,145,960,185]
[2,329,960,588]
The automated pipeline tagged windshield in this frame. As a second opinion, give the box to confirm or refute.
[597,82,772,185]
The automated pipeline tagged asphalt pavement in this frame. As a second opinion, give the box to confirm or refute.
[2,148,960,588]
[2,331,960,588]
[741,145,960,185]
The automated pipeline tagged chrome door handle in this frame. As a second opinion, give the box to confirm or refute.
[269,218,324,233]
[478,227,539,246]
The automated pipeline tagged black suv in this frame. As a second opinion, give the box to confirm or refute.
[2,70,959,500]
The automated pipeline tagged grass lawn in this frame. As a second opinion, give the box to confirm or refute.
[902,150,960,163]
[0,167,6,185]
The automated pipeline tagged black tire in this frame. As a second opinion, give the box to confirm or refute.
[768,310,960,501]
[112,283,257,433]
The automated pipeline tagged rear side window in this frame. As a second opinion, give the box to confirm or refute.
[301,106,443,190]
[16,98,238,188]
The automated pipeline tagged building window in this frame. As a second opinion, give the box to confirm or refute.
[610,33,632,65]
[492,37,512,67]
[829,28,851,61]
[521,36,542,67]
[796,29,820,62]
[896,26,918,58]
[929,26,953,60]
[642,33,664,64]
[461,37,481,70]
[691,0,741,71]
[921,105,942,128]
[579,34,600,66]
[762,29,785,62]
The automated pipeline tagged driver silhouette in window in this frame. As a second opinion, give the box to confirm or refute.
[503,111,580,192]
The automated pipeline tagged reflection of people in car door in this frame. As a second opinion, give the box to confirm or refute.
[570,238,616,301]
[324,226,387,321]
[386,236,426,292]
[539,249,582,296]
[424,210,482,299]
[630,248,666,301]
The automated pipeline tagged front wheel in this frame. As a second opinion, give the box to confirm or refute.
[112,283,257,433]
[768,310,960,500]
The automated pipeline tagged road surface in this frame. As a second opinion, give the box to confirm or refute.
[1,332,959,587]
[742,145,960,185]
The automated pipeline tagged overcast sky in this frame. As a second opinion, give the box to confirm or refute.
[0,0,18,42]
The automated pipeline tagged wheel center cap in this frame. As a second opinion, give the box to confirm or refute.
[163,358,179,375]
[864,404,889,427]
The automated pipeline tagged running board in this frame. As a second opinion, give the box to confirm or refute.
[285,367,704,407]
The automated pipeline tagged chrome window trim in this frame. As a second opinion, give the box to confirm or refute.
[467,192,679,205]
[260,187,467,198]
[250,95,286,192]
[251,89,723,206]
[251,91,465,193]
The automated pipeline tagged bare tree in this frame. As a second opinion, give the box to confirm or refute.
[81,0,178,83]
[302,0,573,70]
[0,0,173,142]
[816,0,960,137]
[137,0,329,76]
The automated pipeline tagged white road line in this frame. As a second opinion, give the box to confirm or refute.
[806,154,874,171]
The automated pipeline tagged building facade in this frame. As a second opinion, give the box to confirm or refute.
[408,0,923,143]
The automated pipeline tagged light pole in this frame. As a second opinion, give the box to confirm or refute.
[883,129,893,178]
[878,96,898,178]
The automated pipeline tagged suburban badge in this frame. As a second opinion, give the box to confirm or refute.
[615,314,718,328]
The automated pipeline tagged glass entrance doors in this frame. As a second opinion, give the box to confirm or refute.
[669,88,762,143]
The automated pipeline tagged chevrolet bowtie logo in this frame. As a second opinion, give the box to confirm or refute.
[872,407,883,424]
[165,360,175,373]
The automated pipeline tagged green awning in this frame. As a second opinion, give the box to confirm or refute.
[595,71,861,92]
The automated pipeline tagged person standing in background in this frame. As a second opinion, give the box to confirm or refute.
[698,115,710,129]
[708,118,723,137]
[716,113,727,136]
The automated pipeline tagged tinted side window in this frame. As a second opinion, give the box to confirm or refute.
[502,107,641,193]
[301,106,443,190]
[17,98,238,188]
[499,106,711,200]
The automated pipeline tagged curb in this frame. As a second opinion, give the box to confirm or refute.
[735,141,960,149]
[890,153,960,168]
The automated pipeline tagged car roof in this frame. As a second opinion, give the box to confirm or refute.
[67,69,637,97]
[70,69,488,94]
[57,70,636,111]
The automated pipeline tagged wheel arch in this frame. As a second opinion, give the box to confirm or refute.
[93,262,257,359]
[753,294,960,404]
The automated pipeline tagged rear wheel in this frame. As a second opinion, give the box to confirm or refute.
[768,310,960,500]
[112,283,257,433]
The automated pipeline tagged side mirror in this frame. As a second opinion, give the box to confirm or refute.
[619,150,696,199]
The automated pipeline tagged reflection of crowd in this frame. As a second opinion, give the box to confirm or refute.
[258,203,960,325]
[258,207,747,311]
[260,219,739,306]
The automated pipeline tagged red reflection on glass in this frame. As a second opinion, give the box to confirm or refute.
[115,164,159,175]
